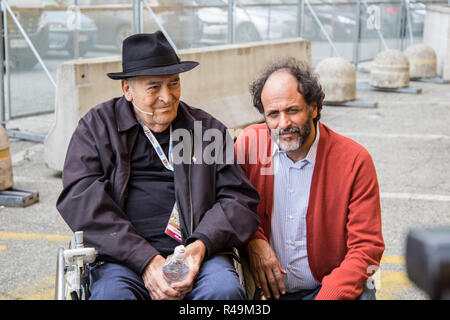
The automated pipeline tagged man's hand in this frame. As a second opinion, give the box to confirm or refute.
[170,240,206,295]
[142,255,183,300]
[247,238,287,299]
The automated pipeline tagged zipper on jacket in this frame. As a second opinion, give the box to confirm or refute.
[188,129,194,236]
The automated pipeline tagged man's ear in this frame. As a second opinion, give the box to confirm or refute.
[310,102,318,119]
[122,80,133,102]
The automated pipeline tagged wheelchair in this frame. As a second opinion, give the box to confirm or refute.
[55,231,96,300]
[54,231,253,300]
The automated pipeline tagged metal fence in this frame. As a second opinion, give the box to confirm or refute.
[0,0,448,121]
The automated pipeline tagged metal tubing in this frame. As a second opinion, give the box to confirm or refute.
[0,7,5,123]
[227,0,235,44]
[6,129,46,142]
[267,0,272,39]
[304,0,341,58]
[299,0,305,38]
[1,1,10,121]
[405,0,414,45]
[399,0,407,50]
[133,0,143,34]
[362,1,389,51]
[55,247,66,300]
[353,0,362,68]
[73,0,80,58]
[142,0,177,51]
[2,0,56,88]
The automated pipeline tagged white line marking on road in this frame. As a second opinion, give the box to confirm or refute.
[381,192,450,202]
[341,132,450,140]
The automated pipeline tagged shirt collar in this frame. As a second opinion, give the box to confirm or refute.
[272,122,320,165]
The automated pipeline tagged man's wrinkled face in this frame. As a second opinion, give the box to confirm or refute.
[261,70,317,153]
[123,74,181,130]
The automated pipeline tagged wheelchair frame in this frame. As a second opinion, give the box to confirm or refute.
[55,232,253,300]
[55,231,96,300]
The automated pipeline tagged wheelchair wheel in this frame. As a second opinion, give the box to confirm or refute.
[55,247,66,300]
[55,247,91,300]
[54,238,94,300]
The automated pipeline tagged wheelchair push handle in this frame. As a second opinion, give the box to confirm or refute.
[75,231,84,248]
[64,247,96,266]
[55,231,97,300]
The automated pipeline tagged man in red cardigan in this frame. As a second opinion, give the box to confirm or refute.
[235,58,385,300]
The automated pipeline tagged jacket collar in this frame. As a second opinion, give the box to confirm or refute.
[115,96,138,132]
[115,95,195,133]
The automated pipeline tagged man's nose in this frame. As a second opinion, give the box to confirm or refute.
[159,85,171,104]
[278,113,292,130]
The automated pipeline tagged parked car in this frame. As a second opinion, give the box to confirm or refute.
[380,0,425,38]
[72,0,203,50]
[359,0,426,39]
[6,1,49,70]
[44,9,98,57]
[6,0,98,70]
[303,1,356,41]
[195,0,356,46]
[196,0,295,45]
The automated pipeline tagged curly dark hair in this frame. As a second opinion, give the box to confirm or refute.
[249,57,325,125]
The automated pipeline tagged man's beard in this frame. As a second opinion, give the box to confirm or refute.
[269,118,313,152]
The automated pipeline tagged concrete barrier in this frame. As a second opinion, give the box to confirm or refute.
[423,5,450,80]
[44,38,311,171]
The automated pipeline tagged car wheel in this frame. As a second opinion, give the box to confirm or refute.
[115,25,132,52]
[67,42,90,58]
[235,23,261,43]
[9,50,39,71]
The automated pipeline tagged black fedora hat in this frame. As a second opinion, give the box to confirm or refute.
[107,31,199,80]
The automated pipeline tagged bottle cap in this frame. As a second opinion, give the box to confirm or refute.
[174,245,186,260]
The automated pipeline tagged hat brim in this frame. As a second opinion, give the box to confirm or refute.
[107,61,199,80]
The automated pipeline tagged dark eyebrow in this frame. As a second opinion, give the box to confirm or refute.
[145,81,162,86]
[146,76,180,85]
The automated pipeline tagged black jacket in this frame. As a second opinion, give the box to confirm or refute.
[56,96,260,275]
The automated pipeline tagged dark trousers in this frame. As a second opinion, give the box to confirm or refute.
[257,281,376,300]
[88,254,245,300]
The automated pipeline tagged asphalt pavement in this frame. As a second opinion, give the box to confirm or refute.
[1,65,449,300]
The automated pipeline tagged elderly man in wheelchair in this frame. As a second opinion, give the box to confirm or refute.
[54,32,260,300]
[55,231,257,300]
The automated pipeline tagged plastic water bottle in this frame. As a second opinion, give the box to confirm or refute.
[162,245,189,285]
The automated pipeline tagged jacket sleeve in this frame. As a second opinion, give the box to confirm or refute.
[56,118,159,275]
[234,126,268,245]
[315,148,385,300]
[187,129,260,256]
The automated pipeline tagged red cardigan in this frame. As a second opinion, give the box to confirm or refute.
[235,122,385,300]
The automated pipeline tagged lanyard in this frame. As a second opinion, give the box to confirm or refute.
[138,120,174,172]
[138,120,182,243]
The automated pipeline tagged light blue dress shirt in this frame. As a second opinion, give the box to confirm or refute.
[269,124,320,292]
